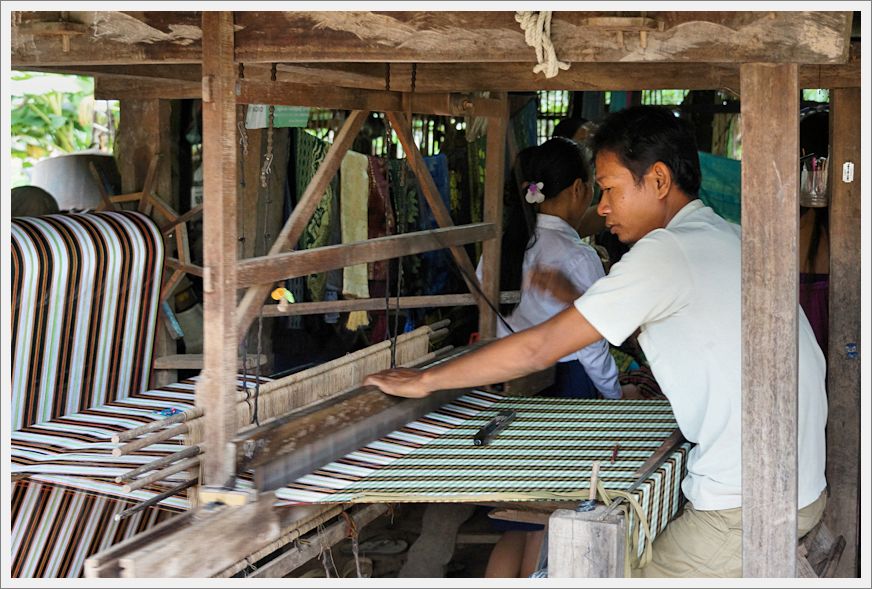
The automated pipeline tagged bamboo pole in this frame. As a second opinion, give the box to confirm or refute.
[112,423,189,457]
[122,456,201,493]
[114,478,197,522]
[112,408,204,444]
[115,446,202,483]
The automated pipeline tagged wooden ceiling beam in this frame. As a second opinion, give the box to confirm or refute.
[13,11,854,67]
[234,11,853,65]
[237,80,505,117]
[90,60,860,101]
[18,64,201,82]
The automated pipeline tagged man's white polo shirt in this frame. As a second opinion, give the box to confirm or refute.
[574,199,827,510]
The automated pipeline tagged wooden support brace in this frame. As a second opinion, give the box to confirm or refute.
[236,222,495,286]
[235,109,369,341]
[387,111,487,308]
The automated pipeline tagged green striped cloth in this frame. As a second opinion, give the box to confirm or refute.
[278,395,690,559]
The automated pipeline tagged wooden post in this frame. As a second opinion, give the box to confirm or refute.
[479,94,508,338]
[740,63,800,578]
[548,506,626,577]
[199,11,238,487]
[824,86,861,577]
[115,98,180,386]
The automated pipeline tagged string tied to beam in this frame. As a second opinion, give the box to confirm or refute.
[514,11,570,79]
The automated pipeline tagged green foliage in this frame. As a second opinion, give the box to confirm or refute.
[10,71,119,187]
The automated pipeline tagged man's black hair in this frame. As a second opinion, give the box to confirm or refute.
[591,105,701,198]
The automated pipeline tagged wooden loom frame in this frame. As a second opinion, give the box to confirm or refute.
[11,10,862,578]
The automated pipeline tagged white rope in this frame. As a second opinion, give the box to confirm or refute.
[515,11,570,79]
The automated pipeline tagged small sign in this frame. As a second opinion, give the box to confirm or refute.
[245,105,310,129]
[842,161,854,183]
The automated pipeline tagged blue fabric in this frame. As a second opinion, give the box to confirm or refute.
[418,154,453,295]
[542,360,597,399]
[698,151,741,224]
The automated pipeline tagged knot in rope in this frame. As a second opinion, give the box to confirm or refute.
[514,11,570,79]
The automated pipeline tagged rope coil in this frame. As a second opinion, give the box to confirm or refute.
[514,11,570,79]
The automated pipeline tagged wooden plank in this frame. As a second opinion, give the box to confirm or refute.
[153,353,268,370]
[236,384,468,491]
[165,257,204,278]
[387,111,486,308]
[269,61,860,93]
[479,93,508,337]
[24,63,202,82]
[118,493,284,577]
[13,11,852,67]
[95,77,201,100]
[260,291,521,317]
[232,11,853,65]
[12,11,202,66]
[236,222,495,286]
[237,80,504,118]
[740,62,800,578]
[824,86,861,578]
[199,11,238,487]
[235,110,368,341]
[84,511,196,578]
[247,504,388,578]
[548,506,626,577]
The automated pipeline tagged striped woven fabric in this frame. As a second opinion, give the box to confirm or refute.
[11,477,178,578]
[11,212,164,430]
[275,395,690,558]
[10,375,268,578]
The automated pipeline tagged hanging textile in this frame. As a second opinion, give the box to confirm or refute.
[296,130,339,302]
[698,151,741,224]
[418,154,453,295]
[340,150,371,330]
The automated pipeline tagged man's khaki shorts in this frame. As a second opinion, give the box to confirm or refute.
[633,490,827,578]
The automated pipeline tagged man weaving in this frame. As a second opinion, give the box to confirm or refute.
[365,105,828,577]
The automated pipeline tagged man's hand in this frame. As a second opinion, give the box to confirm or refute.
[364,368,431,398]
[527,265,581,305]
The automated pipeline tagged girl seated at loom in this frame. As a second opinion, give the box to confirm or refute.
[477,137,629,577]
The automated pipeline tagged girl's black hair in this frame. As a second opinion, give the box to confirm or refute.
[499,138,591,310]
[590,105,701,198]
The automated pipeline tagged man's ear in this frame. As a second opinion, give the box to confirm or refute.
[650,162,672,199]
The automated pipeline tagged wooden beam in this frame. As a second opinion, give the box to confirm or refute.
[740,62,800,578]
[12,11,202,66]
[479,94,508,337]
[237,80,504,118]
[23,63,202,82]
[824,86,861,578]
[199,11,238,487]
[387,111,486,308]
[548,506,626,577]
[235,382,468,491]
[13,11,853,68]
[260,291,521,317]
[236,222,494,286]
[235,110,368,342]
[269,61,860,93]
[117,493,285,577]
[232,11,853,65]
[95,77,201,100]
